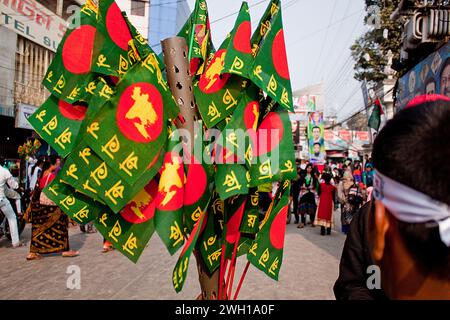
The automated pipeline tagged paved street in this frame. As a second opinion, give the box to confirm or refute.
[0,212,345,300]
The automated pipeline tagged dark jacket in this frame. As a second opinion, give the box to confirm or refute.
[334,201,388,300]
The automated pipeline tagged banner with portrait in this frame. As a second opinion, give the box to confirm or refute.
[308,111,325,165]
[396,41,450,110]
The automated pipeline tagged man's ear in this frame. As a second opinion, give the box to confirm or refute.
[372,200,390,263]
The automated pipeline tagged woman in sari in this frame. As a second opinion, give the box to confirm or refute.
[26,156,79,260]
[297,163,319,228]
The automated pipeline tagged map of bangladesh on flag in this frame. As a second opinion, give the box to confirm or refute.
[82,53,179,186]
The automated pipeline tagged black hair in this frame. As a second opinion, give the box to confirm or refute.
[312,126,321,132]
[41,155,58,175]
[322,172,332,184]
[313,143,321,148]
[372,97,450,280]
[0,157,5,167]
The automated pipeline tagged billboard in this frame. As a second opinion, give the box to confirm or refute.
[0,0,67,52]
[293,95,317,112]
[15,104,37,130]
[308,111,325,165]
[396,41,450,110]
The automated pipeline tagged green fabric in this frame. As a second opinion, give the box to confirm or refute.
[154,125,187,256]
[42,1,98,103]
[247,181,290,280]
[43,177,104,225]
[368,99,382,131]
[249,0,293,111]
[177,0,215,76]
[82,52,178,186]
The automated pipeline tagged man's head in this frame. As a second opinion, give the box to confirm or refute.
[440,58,450,98]
[425,77,436,95]
[369,95,450,299]
[313,143,321,155]
[312,112,321,124]
[312,126,321,141]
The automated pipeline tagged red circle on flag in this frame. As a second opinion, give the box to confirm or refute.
[62,25,96,74]
[233,21,252,54]
[269,205,289,249]
[155,152,185,211]
[198,49,231,94]
[58,100,87,121]
[272,29,290,80]
[120,179,158,224]
[243,100,260,131]
[184,160,207,206]
[116,83,163,143]
[106,2,132,51]
[252,112,284,157]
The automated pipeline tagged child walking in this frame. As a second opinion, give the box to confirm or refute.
[315,173,336,236]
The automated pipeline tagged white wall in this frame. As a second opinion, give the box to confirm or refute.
[116,0,149,40]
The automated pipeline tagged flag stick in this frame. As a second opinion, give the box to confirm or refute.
[226,233,241,300]
[233,261,250,300]
[218,243,227,300]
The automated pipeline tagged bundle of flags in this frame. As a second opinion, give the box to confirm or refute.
[29,0,296,299]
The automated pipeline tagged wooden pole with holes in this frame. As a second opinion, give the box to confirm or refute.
[161,36,221,300]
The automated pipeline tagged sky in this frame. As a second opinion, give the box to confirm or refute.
[186,0,368,121]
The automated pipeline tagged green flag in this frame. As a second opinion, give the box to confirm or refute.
[181,121,214,234]
[198,191,224,274]
[194,1,255,129]
[247,180,290,280]
[29,77,114,158]
[82,53,178,186]
[58,142,164,213]
[42,0,99,103]
[172,201,209,293]
[222,194,247,260]
[213,85,261,199]
[222,2,254,78]
[250,0,293,111]
[154,126,187,256]
[42,178,105,225]
[178,0,215,76]
[28,96,88,158]
[249,103,297,186]
[194,38,247,129]
[91,0,140,77]
[368,98,383,131]
[94,178,159,263]
[239,187,260,235]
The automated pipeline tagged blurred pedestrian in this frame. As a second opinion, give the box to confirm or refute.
[26,155,79,260]
[297,163,319,228]
[315,173,336,236]
[0,164,25,248]
[29,158,43,192]
[338,168,363,234]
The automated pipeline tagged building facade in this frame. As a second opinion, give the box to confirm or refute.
[147,0,190,54]
[0,0,83,159]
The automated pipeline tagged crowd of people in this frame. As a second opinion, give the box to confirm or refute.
[287,156,374,236]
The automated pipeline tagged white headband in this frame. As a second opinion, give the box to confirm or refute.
[373,170,450,247]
